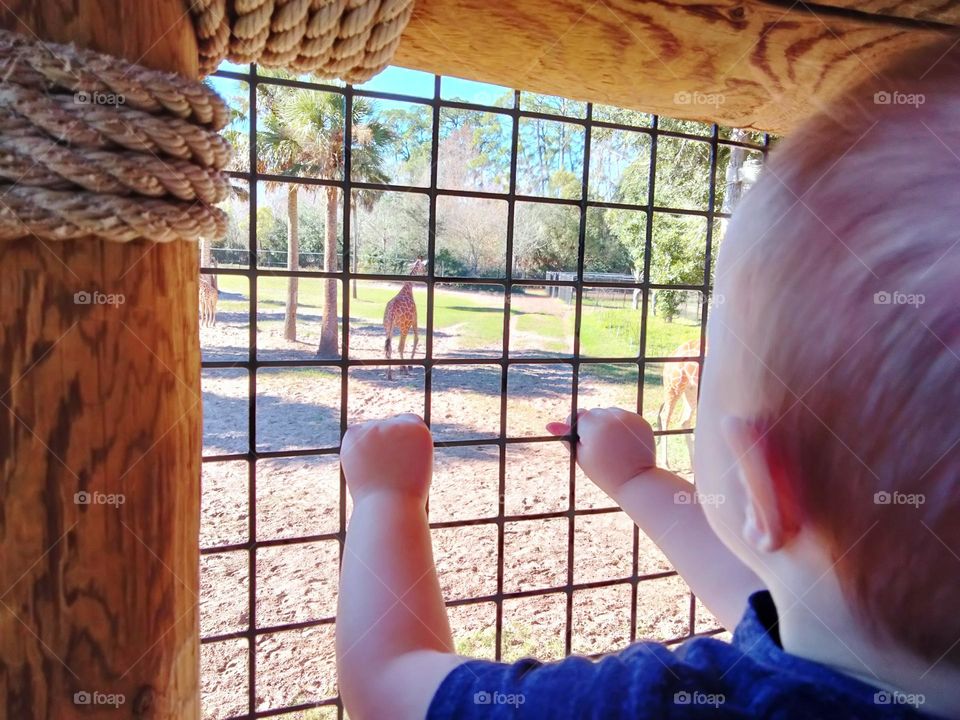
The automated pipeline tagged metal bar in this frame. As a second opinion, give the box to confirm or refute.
[201,353,707,370]
[203,569,683,647]
[630,112,660,644]
[214,67,767,151]
[563,98,593,655]
[244,62,259,719]
[224,168,729,220]
[494,87,521,661]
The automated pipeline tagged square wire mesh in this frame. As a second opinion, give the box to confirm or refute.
[199,64,770,719]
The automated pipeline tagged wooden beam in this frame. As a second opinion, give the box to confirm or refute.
[393,0,953,134]
[817,0,960,26]
[0,2,202,719]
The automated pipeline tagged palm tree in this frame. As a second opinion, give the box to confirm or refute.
[257,86,393,353]
[351,188,379,299]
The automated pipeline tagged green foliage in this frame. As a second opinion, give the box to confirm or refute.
[585,210,632,273]
[218,80,761,293]
[256,202,337,267]
[355,191,429,272]
[256,86,394,185]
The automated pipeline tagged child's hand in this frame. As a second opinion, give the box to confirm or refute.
[547,408,656,497]
[341,414,433,503]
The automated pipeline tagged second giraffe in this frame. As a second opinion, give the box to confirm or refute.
[656,338,702,469]
[384,257,427,380]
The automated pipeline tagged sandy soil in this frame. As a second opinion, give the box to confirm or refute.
[198,293,720,719]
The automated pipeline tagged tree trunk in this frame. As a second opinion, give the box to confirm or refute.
[0,2,201,719]
[284,185,299,342]
[317,186,340,357]
[200,235,213,267]
[723,128,748,214]
[200,235,217,290]
[352,202,359,300]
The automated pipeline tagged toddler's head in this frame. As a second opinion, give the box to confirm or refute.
[695,39,960,667]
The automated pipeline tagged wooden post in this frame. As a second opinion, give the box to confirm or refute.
[0,2,202,718]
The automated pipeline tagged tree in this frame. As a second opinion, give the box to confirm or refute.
[256,87,393,353]
[351,188,380,297]
[354,191,429,272]
[605,133,717,322]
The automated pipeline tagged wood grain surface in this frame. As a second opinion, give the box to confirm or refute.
[0,2,202,718]
[394,0,954,133]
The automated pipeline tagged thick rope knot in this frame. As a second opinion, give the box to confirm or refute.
[190,0,416,81]
[0,29,232,244]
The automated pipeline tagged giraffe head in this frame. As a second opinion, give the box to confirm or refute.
[408,256,428,277]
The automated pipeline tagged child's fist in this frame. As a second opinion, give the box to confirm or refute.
[547,408,656,497]
[341,414,433,503]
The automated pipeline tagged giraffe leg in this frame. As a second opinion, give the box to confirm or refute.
[398,329,408,375]
[658,388,682,470]
[680,386,698,470]
[385,320,394,381]
[678,396,695,471]
[409,322,419,371]
[655,401,666,467]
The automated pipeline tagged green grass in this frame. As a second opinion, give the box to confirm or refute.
[217,276,701,360]
[455,623,566,663]
[220,275,505,346]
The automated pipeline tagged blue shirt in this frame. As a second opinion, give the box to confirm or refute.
[428,591,933,719]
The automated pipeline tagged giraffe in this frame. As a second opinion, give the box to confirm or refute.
[199,259,219,328]
[383,257,427,380]
[656,339,702,469]
[199,276,218,327]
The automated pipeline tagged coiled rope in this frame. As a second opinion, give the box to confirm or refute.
[0,29,231,243]
[0,0,415,243]
[189,0,416,81]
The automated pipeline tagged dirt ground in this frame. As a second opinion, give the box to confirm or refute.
[198,288,722,719]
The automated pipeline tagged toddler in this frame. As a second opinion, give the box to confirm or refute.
[336,39,960,719]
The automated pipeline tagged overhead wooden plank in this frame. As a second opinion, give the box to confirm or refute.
[393,0,952,133]
[817,0,960,26]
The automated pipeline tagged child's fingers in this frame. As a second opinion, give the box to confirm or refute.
[547,408,593,449]
[546,421,570,436]
[547,408,589,436]
[546,421,575,452]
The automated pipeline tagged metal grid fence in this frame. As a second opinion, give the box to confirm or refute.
[200,63,770,719]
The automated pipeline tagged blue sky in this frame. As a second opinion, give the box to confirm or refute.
[209,63,516,106]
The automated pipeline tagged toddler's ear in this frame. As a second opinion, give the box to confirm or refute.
[720,417,793,554]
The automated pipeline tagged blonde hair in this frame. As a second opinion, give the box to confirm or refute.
[718,38,960,664]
